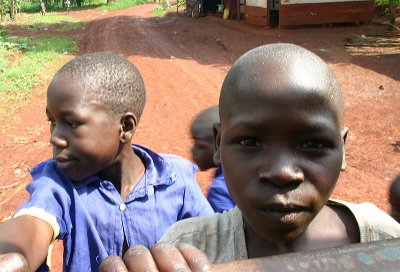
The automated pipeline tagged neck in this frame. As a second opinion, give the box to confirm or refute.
[244,205,359,258]
[98,144,145,201]
[244,221,297,258]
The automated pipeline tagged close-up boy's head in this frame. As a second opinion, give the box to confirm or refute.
[220,43,343,127]
[215,43,347,243]
[190,105,219,171]
[51,52,146,121]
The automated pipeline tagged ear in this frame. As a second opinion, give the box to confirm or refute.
[119,113,138,144]
[213,122,222,166]
[340,127,349,171]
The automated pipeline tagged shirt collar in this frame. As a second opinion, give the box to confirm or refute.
[70,145,176,195]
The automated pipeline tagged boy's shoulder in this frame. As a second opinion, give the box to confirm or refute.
[160,206,246,263]
[30,158,61,178]
[328,199,400,241]
[133,144,197,176]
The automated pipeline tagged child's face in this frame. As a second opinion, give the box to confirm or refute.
[191,128,215,171]
[218,86,345,243]
[46,73,121,181]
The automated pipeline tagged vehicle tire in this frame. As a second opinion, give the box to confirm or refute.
[177,2,190,17]
[191,2,201,18]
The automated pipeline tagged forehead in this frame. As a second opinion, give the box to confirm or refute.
[221,52,341,127]
[47,73,105,114]
[223,87,340,134]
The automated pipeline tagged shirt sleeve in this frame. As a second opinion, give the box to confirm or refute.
[13,160,73,241]
[168,157,214,218]
[207,183,235,213]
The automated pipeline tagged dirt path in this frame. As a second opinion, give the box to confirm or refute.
[0,4,399,270]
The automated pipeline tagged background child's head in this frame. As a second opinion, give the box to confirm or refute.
[46,52,146,181]
[215,43,347,243]
[190,105,219,171]
[389,175,400,223]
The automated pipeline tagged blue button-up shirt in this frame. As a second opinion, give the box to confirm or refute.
[207,167,235,213]
[15,145,214,271]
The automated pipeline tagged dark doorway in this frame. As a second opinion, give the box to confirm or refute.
[269,0,279,27]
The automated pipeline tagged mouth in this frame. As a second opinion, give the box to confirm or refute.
[55,156,75,169]
[257,203,311,222]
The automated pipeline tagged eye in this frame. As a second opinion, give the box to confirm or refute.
[239,137,262,147]
[299,139,334,156]
[65,120,79,129]
[301,140,325,150]
[47,118,56,129]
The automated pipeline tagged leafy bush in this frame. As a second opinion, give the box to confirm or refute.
[375,0,400,5]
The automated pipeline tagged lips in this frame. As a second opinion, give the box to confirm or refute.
[257,203,311,223]
[56,155,75,169]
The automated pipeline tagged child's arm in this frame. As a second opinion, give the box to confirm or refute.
[99,243,211,272]
[0,215,53,271]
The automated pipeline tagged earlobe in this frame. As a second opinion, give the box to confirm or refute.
[119,113,138,144]
[341,127,349,171]
[213,122,221,166]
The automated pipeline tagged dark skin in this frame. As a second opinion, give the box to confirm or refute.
[0,72,145,271]
[98,45,359,271]
[191,127,215,171]
[389,176,400,223]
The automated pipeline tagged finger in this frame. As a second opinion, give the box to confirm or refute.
[123,245,158,272]
[98,256,128,272]
[0,253,29,272]
[177,244,212,272]
[151,242,191,272]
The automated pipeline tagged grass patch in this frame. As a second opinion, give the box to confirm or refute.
[95,0,146,11]
[11,13,82,32]
[151,5,167,16]
[0,34,75,128]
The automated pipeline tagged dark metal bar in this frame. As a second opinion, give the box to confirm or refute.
[212,238,400,271]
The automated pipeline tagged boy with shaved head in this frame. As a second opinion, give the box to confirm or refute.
[0,52,213,272]
[190,105,235,213]
[99,43,400,271]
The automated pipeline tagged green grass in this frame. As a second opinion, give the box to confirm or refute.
[11,13,83,32]
[0,15,77,127]
[0,35,75,96]
[95,0,146,11]
[151,5,166,16]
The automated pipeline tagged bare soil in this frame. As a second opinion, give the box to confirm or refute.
[0,4,399,270]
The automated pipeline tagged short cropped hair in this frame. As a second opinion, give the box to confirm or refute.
[56,52,146,122]
[220,43,344,125]
[190,105,219,137]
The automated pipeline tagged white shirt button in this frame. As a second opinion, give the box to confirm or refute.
[119,203,126,211]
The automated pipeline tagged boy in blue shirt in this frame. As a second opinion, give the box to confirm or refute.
[190,105,234,213]
[0,52,213,271]
[390,175,400,223]
[98,43,400,271]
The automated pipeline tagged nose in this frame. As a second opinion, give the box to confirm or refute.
[49,124,67,149]
[259,150,304,187]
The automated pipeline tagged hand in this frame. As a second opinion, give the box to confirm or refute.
[99,243,211,272]
[0,253,29,272]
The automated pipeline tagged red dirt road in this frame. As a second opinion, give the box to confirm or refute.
[0,4,399,270]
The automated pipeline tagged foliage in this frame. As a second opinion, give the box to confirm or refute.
[151,0,183,16]
[375,0,400,5]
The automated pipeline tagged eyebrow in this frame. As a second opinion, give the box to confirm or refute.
[227,117,338,134]
[45,108,79,118]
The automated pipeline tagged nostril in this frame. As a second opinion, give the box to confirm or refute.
[259,165,304,186]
